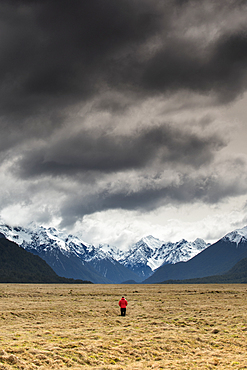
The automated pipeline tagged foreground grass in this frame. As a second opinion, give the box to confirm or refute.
[0,284,247,369]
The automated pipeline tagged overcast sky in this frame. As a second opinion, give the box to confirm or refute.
[1,0,247,248]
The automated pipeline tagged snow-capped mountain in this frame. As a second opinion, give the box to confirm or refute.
[0,222,209,282]
[88,235,209,279]
[222,226,247,245]
[0,223,99,261]
[116,235,209,279]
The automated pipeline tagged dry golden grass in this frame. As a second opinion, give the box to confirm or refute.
[0,284,247,369]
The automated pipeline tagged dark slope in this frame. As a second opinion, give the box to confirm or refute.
[0,236,91,283]
[23,247,141,284]
[88,258,142,283]
[160,257,247,284]
[144,239,247,283]
[24,240,141,284]
[24,246,111,283]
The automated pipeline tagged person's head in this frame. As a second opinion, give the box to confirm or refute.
[122,296,124,298]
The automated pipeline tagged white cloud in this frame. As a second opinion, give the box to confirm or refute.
[66,199,247,249]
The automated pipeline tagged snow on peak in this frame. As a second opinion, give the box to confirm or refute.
[223,225,247,245]
[146,238,209,270]
[118,235,209,272]
[141,235,164,251]
[96,244,125,261]
[0,223,92,256]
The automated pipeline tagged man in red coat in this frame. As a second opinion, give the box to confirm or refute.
[119,296,128,316]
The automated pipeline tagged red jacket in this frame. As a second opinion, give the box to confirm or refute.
[119,297,128,308]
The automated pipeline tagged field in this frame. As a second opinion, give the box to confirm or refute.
[0,284,247,369]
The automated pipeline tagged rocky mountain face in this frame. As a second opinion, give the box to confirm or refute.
[0,223,209,283]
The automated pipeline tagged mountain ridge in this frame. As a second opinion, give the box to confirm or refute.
[0,223,209,283]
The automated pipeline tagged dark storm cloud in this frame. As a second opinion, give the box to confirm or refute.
[0,0,168,155]
[58,159,247,226]
[141,30,247,102]
[14,124,225,178]
[1,0,247,225]
[1,0,247,132]
[0,0,163,115]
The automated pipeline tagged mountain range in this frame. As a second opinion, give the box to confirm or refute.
[0,223,209,283]
[144,226,247,283]
[1,222,247,284]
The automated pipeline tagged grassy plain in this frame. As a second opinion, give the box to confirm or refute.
[0,284,247,369]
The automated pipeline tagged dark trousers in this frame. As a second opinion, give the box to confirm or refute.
[120,308,126,316]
